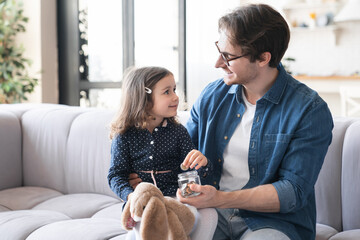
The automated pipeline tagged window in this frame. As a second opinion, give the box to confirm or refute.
[57,0,186,109]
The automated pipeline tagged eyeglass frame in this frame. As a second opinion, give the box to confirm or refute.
[215,41,248,66]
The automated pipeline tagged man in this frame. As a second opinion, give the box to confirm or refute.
[177,4,333,240]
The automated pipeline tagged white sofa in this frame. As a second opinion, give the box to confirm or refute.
[0,104,217,240]
[0,103,360,240]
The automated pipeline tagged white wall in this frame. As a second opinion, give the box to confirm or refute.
[16,0,41,103]
[186,0,360,110]
[286,22,360,76]
[186,0,241,108]
[16,0,58,104]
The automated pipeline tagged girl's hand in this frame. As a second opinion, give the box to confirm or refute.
[128,173,142,189]
[182,150,208,170]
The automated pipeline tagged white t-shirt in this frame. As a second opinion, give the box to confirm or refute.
[219,89,256,192]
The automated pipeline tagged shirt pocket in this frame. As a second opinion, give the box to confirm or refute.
[264,134,293,175]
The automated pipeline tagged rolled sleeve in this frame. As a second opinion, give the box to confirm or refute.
[273,179,296,213]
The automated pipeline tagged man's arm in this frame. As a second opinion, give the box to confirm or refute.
[177,183,280,212]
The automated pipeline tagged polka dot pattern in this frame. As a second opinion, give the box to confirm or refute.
[108,120,196,201]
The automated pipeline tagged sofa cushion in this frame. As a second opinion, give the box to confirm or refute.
[0,210,70,240]
[329,230,360,240]
[0,186,62,210]
[92,202,124,220]
[0,205,10,212]
[110,236,128,240]
[26,218,127,240]
[32,193,120,219]
[341,121,360,231]
[316,223,338,240]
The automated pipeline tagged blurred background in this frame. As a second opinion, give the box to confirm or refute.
[7,0,360,117]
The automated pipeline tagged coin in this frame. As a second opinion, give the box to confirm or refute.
[180,163,189,171]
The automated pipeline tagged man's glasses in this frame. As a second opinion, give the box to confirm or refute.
[215,41,247,66]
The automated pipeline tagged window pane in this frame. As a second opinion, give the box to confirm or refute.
[134,0,179,82]
[79,0,123,82]
[82,89,122,109]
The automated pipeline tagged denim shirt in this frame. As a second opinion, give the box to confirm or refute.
[186,64,333,240]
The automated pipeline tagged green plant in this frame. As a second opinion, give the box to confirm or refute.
[0,0,38,103]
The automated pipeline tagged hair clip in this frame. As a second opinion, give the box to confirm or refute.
[145,87,152,94]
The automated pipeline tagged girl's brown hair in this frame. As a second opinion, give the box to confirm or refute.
[110,66,176,139]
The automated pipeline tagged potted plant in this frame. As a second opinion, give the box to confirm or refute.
[0,0,38,104]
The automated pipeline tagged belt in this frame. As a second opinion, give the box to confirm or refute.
[139,170,172,187]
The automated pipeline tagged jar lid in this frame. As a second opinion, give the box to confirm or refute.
[178,170,198,178]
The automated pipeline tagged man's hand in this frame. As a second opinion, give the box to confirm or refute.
[178,183,281,212]
[177,184,219,209]
[182,150,208,170]
[128,173,142,189]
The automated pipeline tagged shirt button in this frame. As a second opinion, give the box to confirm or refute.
[214,181,217,185]
[154,128,158,132]
[224,136,228,140]
[150,141,154,144]
[218,159,222,163]
[237,114,241,118]
[149,156,153,159]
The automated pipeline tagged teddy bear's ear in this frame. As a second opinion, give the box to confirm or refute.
[140,196,168,240]
[121,198,136,231]
[165,197,195,236]
[167,208,188,240]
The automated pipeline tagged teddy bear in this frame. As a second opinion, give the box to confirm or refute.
[121,182,196,240]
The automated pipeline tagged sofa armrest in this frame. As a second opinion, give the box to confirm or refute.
[0,110,22,190]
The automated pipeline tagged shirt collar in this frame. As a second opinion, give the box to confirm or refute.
[262,63,287,104]
[228,85,243,104]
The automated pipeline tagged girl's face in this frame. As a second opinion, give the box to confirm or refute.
[147,74,179,121]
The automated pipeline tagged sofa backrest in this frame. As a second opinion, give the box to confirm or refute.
[0,105,191,198]
[17,105,117,198]
[341,121,360,231]
[0,110,22,190]
[315,117,360,232]
[314,117,354,232]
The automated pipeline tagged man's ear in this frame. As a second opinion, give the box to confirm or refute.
[258,52,271,67]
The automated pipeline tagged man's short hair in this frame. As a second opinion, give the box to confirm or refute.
[219,4,290,68]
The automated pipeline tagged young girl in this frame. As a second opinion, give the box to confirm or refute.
[108,66,212,203]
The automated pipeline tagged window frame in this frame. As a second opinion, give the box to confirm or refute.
[57,0,186,106]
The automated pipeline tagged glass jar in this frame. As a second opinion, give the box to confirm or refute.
[178,170,201,198]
